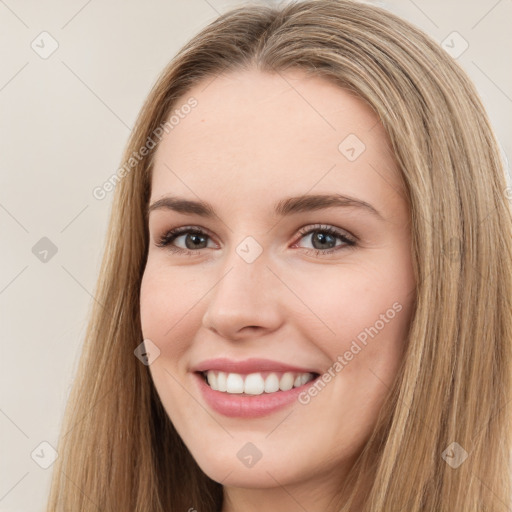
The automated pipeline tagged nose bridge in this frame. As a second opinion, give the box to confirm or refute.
[201,238,283,336]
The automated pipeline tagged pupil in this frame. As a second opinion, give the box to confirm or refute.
[314,232,334,250]
[186,233,207,249]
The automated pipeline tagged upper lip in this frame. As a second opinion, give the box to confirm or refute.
[191,357,320,375]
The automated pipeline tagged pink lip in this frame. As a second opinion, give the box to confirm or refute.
[192,372,319,418]
[191,357,319,375]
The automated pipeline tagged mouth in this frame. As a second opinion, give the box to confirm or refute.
[196,370,320,396]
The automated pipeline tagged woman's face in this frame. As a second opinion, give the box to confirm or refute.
[140,68,416,504]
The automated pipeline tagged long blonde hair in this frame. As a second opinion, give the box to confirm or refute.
[45,1,512,510]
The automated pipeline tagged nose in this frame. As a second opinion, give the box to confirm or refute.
[201,248,284,340]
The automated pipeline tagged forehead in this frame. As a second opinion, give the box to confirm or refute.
[150,69,403,217]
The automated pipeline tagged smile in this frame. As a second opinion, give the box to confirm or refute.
[193,370,322,418]
[200,370,318,395]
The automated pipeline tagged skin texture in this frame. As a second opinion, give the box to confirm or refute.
[139,68,416,512]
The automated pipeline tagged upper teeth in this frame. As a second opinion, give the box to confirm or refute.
[204,371,315,395]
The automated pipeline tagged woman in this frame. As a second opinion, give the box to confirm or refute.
[45,1,512,510]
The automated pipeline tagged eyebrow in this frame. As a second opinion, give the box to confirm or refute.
[147,193,384,220]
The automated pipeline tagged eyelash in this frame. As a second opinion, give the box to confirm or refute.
[154,224,357,258]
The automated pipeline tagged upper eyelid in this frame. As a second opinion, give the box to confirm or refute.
[297,224,355,238]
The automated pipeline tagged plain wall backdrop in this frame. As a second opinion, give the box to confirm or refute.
[1,0,511,510]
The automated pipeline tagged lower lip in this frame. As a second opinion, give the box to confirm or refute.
[193,372,317,418]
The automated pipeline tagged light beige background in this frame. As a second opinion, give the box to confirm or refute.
[0,0,510,510]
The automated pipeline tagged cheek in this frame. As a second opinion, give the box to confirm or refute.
[296,264,409,337]
[139,262,199,363]
[139,263,200,425]
[295,259,413,384]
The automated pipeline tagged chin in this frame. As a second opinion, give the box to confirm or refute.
[191,446,302,488]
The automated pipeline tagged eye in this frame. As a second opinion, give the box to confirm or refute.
[154,224,356,257]
[293,224,356,256]
[155,226,215,256]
